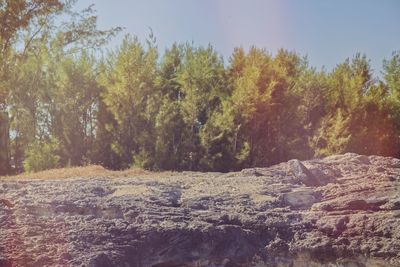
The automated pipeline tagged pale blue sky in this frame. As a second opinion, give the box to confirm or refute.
[75,0,400,76]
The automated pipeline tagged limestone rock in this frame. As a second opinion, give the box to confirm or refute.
[282,188,317,209]
[0,154,399,266]
[88,253,113,267]
[288,159,324,186]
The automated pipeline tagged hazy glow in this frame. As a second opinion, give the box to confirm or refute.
[76,0,400,74]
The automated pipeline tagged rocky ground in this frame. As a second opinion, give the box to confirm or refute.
[0,153,400,267]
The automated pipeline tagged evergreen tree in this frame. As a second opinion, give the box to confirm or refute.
[175,44,226,170]
[101,35,159,168]
[1,2,399,174]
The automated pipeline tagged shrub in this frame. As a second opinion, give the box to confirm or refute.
[132,149,153,169]
[23,139,61,173]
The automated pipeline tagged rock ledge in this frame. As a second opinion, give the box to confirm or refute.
[1,153,400,267]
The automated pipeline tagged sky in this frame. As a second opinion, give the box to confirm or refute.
[75,0,400,76]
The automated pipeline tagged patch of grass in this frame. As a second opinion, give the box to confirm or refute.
[0,165,164,180]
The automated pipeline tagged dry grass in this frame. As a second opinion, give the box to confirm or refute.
[0,165,166,180]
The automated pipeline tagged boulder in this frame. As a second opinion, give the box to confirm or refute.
[288,159,323,186]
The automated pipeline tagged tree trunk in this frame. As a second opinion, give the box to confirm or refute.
[0,112,10,175]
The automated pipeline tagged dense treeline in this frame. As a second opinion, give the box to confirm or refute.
[0,1,399,174]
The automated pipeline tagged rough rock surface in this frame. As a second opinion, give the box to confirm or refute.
[0,153,400,267]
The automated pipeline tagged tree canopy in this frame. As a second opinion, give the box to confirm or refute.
[0,1,399,174]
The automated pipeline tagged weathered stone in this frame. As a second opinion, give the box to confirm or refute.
[282,189,317,209]
[0,153,399,266]
[354,155,371,165]
[0,258,12,267]
[309,167,337,185]
[288,159,322,186]
[88,253,113,267]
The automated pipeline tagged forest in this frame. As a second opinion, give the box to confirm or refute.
[0,0,399,175]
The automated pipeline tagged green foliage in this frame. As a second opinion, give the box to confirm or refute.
[312,109,351,156]
[23,139,60,172]
[50,52,101,166]
[132,149,153,169]
[224,48,309,167]
[175,44,227,170]
[383,51,400,100]
[101,35,159,167]
[0,0,121,173]
[1,2,400,174]
[154,99,187,170]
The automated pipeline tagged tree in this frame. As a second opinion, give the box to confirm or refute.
[23,138,60,172]
[47,51,100,166]
[175,44,227,170]
[380,51,400,156]
[312,108,351,156]
[89,73,122,169]
[0,111,9,174]
[0,0,120,174]
[349,87,398,156]
[225,48,307,167]
[153,44,186,170]
[0,0,64,173]
[383,51,400,100]
[7,48,48,170]
[101,35,159,168]
[312,54,384,157]
[1,4,400,175]
[294,68,329,158]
